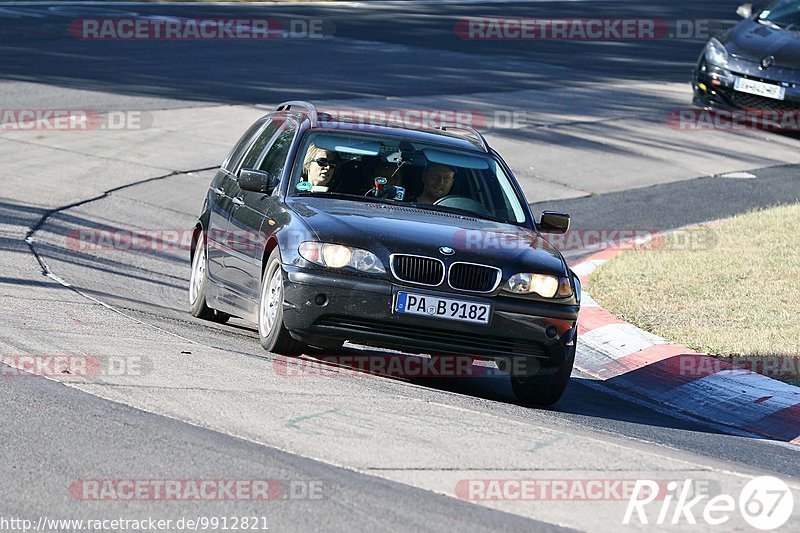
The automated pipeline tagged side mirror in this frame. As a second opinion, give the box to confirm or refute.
[538,211,570,234]
[736,3,752,18]
[238,168,278,194]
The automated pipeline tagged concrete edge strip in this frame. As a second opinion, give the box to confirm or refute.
[571,234,800,446]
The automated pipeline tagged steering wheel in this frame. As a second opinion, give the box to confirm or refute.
[433,195,490,216]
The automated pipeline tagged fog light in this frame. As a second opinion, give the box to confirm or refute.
[314,294,327,306]
[546,326,558,338]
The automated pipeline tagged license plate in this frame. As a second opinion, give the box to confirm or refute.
[734,77,785,100]
[394,292,491,325]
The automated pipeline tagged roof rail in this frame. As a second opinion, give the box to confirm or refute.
[275,101,319,127]
[436,124,489,152]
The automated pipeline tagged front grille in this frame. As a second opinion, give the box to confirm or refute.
[314,316,548,359]
[448,262,501,292]
[727,90,799,112]
[391,255,444,286]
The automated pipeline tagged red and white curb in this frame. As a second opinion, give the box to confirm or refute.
[572,242,800,446]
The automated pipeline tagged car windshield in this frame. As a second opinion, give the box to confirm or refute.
[289,131,528,225]
[758,0,800,30]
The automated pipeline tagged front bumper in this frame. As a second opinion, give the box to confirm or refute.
[692,58,800,112]
[281,265,579,368]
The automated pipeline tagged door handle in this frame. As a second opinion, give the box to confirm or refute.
[211,187,225,196]
[232,197,245,206]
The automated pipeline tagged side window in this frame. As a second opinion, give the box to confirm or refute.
[258,121,297,180]
[222,118,268,173]
[239,121,280,172]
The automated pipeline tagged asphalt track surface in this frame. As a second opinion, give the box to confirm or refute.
[1,1,799,531]
[0,1,742,104]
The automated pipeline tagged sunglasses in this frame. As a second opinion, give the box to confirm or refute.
[313,157,337,168]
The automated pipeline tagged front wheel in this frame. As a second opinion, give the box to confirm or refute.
[259,248,305,355]
[510,343,575,407]
[189,231,230,323]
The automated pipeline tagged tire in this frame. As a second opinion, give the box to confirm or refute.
[509,341,575,407]
[259,248,306,355]
[189,231,230,324]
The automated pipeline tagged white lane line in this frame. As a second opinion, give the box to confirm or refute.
[718,171,757,179]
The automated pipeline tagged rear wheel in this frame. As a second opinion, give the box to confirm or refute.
[510,342,575,407]
[259,248,306,355]
[189,231,230,323]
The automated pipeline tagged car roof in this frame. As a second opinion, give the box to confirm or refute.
[316,118,489,153]
[274,100,490,154]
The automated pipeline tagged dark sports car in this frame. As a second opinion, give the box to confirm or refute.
[693,0,800,112]
[189,101,581,406]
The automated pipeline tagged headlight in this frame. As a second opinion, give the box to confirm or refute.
[504,273,572,298]
[704,38,728,67]
[351,248,384,273]
[298,242,385,274]
[322,244,352,268]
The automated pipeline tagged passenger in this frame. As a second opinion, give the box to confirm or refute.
[302,146,339,192]
[415,163,455,204]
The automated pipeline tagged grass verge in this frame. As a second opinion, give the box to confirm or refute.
[589,203,800,386]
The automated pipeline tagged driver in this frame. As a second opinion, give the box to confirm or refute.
[415,163,455,204]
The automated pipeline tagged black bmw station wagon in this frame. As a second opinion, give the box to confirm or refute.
[189,101,581,406]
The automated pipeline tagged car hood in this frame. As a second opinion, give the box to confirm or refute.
[288,197,568,276]
[722,20,800,69]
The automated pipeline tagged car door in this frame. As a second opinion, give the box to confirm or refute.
[206,117,268,283]
[225,115,298,301]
